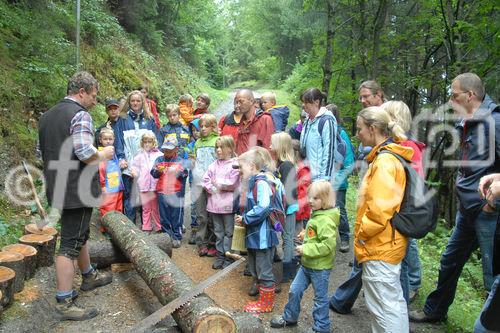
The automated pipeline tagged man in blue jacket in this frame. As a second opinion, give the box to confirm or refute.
[410,73,500,323]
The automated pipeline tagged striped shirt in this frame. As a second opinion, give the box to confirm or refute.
[70,110,97,161]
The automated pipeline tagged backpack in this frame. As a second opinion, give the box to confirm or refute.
[252,172,287,232]
[318,115,347,168]
[379,150,438,239]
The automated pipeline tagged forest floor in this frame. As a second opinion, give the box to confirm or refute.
[0,218,448,333]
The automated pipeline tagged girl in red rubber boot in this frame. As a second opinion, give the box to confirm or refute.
[235,147,281,314]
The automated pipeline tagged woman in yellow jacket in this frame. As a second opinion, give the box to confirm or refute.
[355,106,412,333]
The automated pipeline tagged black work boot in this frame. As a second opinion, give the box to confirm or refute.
[55,294,98,321]
[80,266,113,292]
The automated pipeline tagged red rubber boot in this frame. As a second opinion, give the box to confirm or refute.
[243,285,275,313]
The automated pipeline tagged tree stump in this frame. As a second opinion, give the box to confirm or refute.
[0,266,15,306]
[2,244,38,280]
[24,223,58,238]
[0,252,25,293]
[102,212,239,333]
[87,233,172,269]
[19,234,55,268]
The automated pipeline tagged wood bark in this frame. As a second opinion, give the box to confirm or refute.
[0,266,15,306]
[102,212,239,333]
[0,252,25,292]
[19,234,55,268]
[87,233,172,269]
[2,244,37,280]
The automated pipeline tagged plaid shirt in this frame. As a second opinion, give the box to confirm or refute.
[70,110,97,161]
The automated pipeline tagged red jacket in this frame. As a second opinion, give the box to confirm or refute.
[147,98,161,129]
[151,156,187,195]
[296,161,311,221]
[218,112,240,144]
[235,109,274,155]
[399,139,425,177]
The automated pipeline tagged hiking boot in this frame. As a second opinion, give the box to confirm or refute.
[206,248,217,257]
[248,282,259,296]
[188,230,197,245]
[55,296,98,321]
[198,247,209,257]
[243,265,252,276]
[212,257,225,270]
[409,310,447,323]
[80,267,113,292]
[270,315,297,328]
[172,239,181,248]
[339,239,350,253]
[222,258,234,269]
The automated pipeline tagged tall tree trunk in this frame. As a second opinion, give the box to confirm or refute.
[322,0,336,98]
[371,0,388,78]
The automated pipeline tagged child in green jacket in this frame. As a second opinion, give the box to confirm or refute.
[270,180,340,333]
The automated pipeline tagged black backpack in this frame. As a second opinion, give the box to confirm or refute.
[379,150,438,239]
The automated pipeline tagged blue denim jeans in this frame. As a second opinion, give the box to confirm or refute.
[424,209,497,318]
[474,275,500,333]
[336,189,350,242]
[122,174,137,223]
[407,238,422,291]
[401,238,422,303]
[283,266,331,333]
[329,258,362,313]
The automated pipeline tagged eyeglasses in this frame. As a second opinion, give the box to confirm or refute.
[449,91,469,100]
[358,94,373,102]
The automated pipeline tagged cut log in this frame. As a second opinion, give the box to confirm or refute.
[2,244,38,280]
[87,233,172,269]
[102,212,239,333]
[0,252,25,292]
[0,266,15,306]
[24,223,58,238]
[19,234,55,268]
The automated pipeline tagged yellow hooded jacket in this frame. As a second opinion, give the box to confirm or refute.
[354,142,413,265]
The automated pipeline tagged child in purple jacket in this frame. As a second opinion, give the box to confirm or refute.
[202,136,240,269]
[130,131,163,231]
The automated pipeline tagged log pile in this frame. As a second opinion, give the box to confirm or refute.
[0,266,15,306]
[1,244,37,280]
[87,233,172,269]
[0,252,25,292]
[102,212,240,333]
[18,234,55,267]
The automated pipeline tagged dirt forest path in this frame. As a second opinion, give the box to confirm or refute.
[0,94,448,333]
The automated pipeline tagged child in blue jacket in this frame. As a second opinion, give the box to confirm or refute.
[235,147,280,314]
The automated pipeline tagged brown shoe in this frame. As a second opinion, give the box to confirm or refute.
[80,267,113,292]
[409,310,446,323]
[55,297,98,321]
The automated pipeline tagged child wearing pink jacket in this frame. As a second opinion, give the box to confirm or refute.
[131,131,163,231]
[202,136,240,269]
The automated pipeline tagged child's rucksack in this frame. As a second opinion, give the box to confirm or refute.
[252,172,287,232]
[379,150,438,239]
[318,114,347,168]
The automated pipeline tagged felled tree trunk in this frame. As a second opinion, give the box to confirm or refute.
[102,212,237,333]
[0,266,15,306]
[0,252,25,292]
[19,234,55,268]
[87,233,172,269]
[2,244,37,280]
